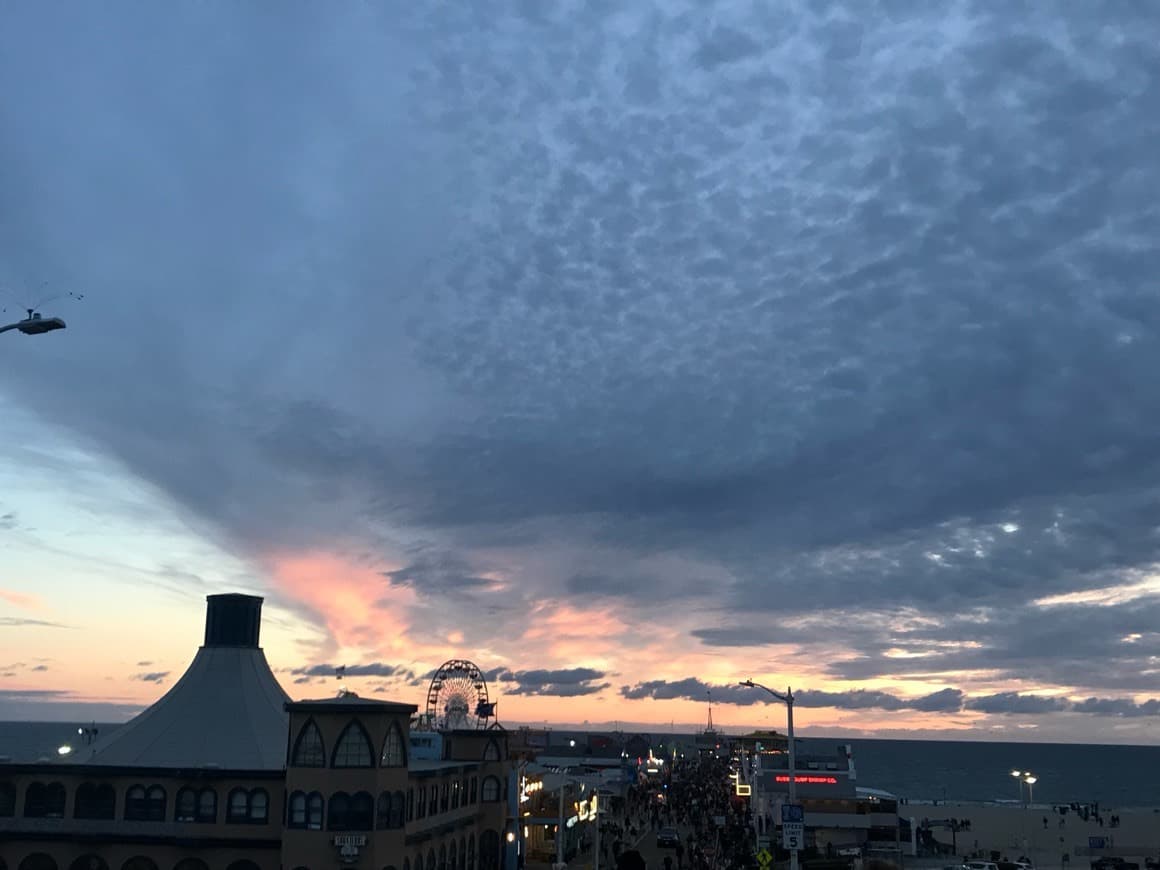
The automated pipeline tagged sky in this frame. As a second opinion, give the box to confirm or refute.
[2,1,1160,744]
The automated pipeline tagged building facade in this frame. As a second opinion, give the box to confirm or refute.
[0,594,514,870]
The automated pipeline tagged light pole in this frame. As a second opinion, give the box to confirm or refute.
[741,679,798,870]
[0,311,67,337]
[1023,775,1036,807]
[1010,770,1025,805]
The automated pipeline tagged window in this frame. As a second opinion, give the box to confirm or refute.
[226,788,267,824]
[328,792,350,830]
[382,723,406,767]
[0,781,15,816]
[440,782,449,813]
[291,719,326,767]
[124,785,165,821]
[469,777,477,804]
[407,787,414,822]
[415,785,425,819]
[288,790,323,830]
[427,784,437,816]
[329,790,373,831]
[227,788,248,823]
[482,740,500,761]
[175,787,215,823]
[377,792,391,829]
[333,720,374,768]
[478,831,501,870]
[24,782,66,818]
[480,777,500,803]
[74,783,115,820]
[390,791,405,829]
[198,788,217,822]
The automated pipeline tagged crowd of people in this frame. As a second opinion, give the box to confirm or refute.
[595,756,761,870]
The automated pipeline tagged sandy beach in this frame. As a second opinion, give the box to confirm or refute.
[905,803,1160,868]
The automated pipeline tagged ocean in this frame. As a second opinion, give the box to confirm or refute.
[806,737,1160,808]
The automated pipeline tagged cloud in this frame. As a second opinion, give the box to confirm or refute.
[0,589,42,610]
[1,1,1159,736]
[132,671,170,684]
[0,512,18,530]
[0,617,68,629]
[292,662,416,680]
[498,667,611,697]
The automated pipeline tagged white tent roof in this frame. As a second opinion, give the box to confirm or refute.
[80,645,290,770]
[76,594,292,770]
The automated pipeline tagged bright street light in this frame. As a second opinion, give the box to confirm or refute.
[741,679,799,870]
[0,310,67,337]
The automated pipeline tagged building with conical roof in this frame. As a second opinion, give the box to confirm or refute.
[0,594,516,870]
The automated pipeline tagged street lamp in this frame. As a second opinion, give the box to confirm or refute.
[1023,775,1037,806]
[741,679,798,870]
[1010,770,1025,804]
[0,310,67,337]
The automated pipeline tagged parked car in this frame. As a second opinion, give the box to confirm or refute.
[657,827,681,848]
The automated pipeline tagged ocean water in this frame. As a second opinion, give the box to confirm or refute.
[814,738,1160,808]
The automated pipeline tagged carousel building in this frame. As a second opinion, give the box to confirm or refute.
[0,594,514,870]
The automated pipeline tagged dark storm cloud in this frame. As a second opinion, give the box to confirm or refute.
[494,667,610,697]
[2,0,1160,715]
[618,678,1160,719]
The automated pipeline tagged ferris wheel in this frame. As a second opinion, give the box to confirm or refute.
[425,659,494,730]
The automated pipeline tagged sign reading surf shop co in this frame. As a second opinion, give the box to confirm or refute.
[334,834,367,864]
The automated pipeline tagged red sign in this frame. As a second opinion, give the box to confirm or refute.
[774,775,838,784]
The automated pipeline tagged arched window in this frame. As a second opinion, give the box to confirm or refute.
[469,776,477,804]
[18,856,57,870]
[481,776,501,803]
[449,840,457,870]
[427,785,437,816]
[227,788,248,823]
[74,783,116,820]
[381,723,406,767]
[332,720,374,768]
[173,861,209,870]
[425,851,436,870]
[0,781,16,816]
[439,845,447,870]
[198,788,217,822]
[69,857,108,870]
[288,791,307,828]
[328,792,351,831]
[175,786,215,823]
[466,835,476,870]
[478,830,501,870]
[307,791,324,829]
[376,791,391,829]
[350,790,374,830]
[291,719,326,767]
[250,788,268,823]
[23,782,65,818]
[390,790,405,829]
[121,859,158,870]
[482,739,501,761]
[459,835,467,870]
[125,785,165,821]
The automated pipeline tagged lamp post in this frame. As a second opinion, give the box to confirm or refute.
[741,680,798,870]
[1023,775,1036,807]
[1010,770,1025,805]
[0,311,67,337]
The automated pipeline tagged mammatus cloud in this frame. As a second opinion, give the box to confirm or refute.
[1,2,1159,736]
[619,678,1160,719]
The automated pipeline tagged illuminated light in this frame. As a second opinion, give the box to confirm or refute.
[57,745,72,756]
[507,832,515,843]
[736,783,752,796]
[774,775,837,785]
[524,826,529,838]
